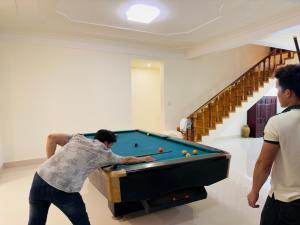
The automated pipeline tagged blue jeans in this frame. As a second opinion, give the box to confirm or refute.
[28,173,90,225]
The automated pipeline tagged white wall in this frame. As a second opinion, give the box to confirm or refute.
[0,139,3,168]
[131,67,163,133]
[0,41,133,162]
[0,49,4,168]
[163,44,270,130]
[0,37,270,162]
[0,80,3,168]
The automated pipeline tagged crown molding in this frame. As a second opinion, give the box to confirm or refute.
[187,8,300,59]
[0,31,186,60]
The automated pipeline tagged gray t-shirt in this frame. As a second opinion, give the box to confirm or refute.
[37,134,123,193]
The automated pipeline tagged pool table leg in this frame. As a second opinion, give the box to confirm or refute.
[108,201,144,217]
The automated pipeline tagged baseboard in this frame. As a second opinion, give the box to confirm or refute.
[3,158,46,168]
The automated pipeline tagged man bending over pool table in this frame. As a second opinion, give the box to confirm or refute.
[28,129,153,225]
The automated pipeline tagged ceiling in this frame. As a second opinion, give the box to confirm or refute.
[1,0,300,57]
[256,24,300,51]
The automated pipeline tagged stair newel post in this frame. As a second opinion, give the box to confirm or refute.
[261,60,265,87]
[215,96,221,124]
[254,66,259,91]
[245,73,250,96]
[230,85,236,112]
[267,56,271,81]
[234,82,239,107]
[204,106,210,135]
[199,110,205,140]
[208,103,213,129]
[211,101,217,129]
[257,63,261,88]
[200,110,204,140]
[241,75,247,101]
[223,91,227,116]
[249,70,254,95]
[191,113,198,142]
[271,54,276,77]
[228,87,232,112]
[237,81,242,106]
[218,94,224,122]
[222,92,227,118]
[272,53,276,74]
[264,59,269,83]
[225,89,230,116]
[244,73,248,96]
[234,84,238,109]
[236,84,239,107]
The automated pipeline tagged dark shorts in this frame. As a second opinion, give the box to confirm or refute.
[261,194,300,225]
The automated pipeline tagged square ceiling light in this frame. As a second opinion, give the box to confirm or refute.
[126,4,160,24]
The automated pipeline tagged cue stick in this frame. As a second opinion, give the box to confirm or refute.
[101,150,173,169]
[135,150,173,157]
[293,36,300,63]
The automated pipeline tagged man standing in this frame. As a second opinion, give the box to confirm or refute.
[247,64,300,225]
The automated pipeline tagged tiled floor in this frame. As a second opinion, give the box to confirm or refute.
[0,137,270,225]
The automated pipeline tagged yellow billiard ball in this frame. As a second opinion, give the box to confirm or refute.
[185,153,191,157]
[182,150,187,155]
[192,149,198,155]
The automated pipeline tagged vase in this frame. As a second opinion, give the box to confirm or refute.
[241,125,250,138]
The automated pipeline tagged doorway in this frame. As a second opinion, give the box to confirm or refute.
[131,59,164,133]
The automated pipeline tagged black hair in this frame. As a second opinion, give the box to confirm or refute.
[94,129,117,144]
[275,64,300,99]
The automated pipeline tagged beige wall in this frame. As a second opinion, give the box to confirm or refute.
[0,73,3,168]
[0,48,4,167]
[163,44,270,130]
[0,41,133,162]
[0,37,270,162]
[131,67,163,133]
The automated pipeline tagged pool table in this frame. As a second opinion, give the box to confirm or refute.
[87,130,231,217]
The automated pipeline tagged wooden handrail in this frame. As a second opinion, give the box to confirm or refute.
[188,49,294,117]
[183,48,295,142]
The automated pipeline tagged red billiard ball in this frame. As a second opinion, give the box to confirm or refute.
[158,147,164,153]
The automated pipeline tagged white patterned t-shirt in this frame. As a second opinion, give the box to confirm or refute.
[37,134,122,193]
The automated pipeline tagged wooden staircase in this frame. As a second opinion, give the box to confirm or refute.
[181,49,296,142]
